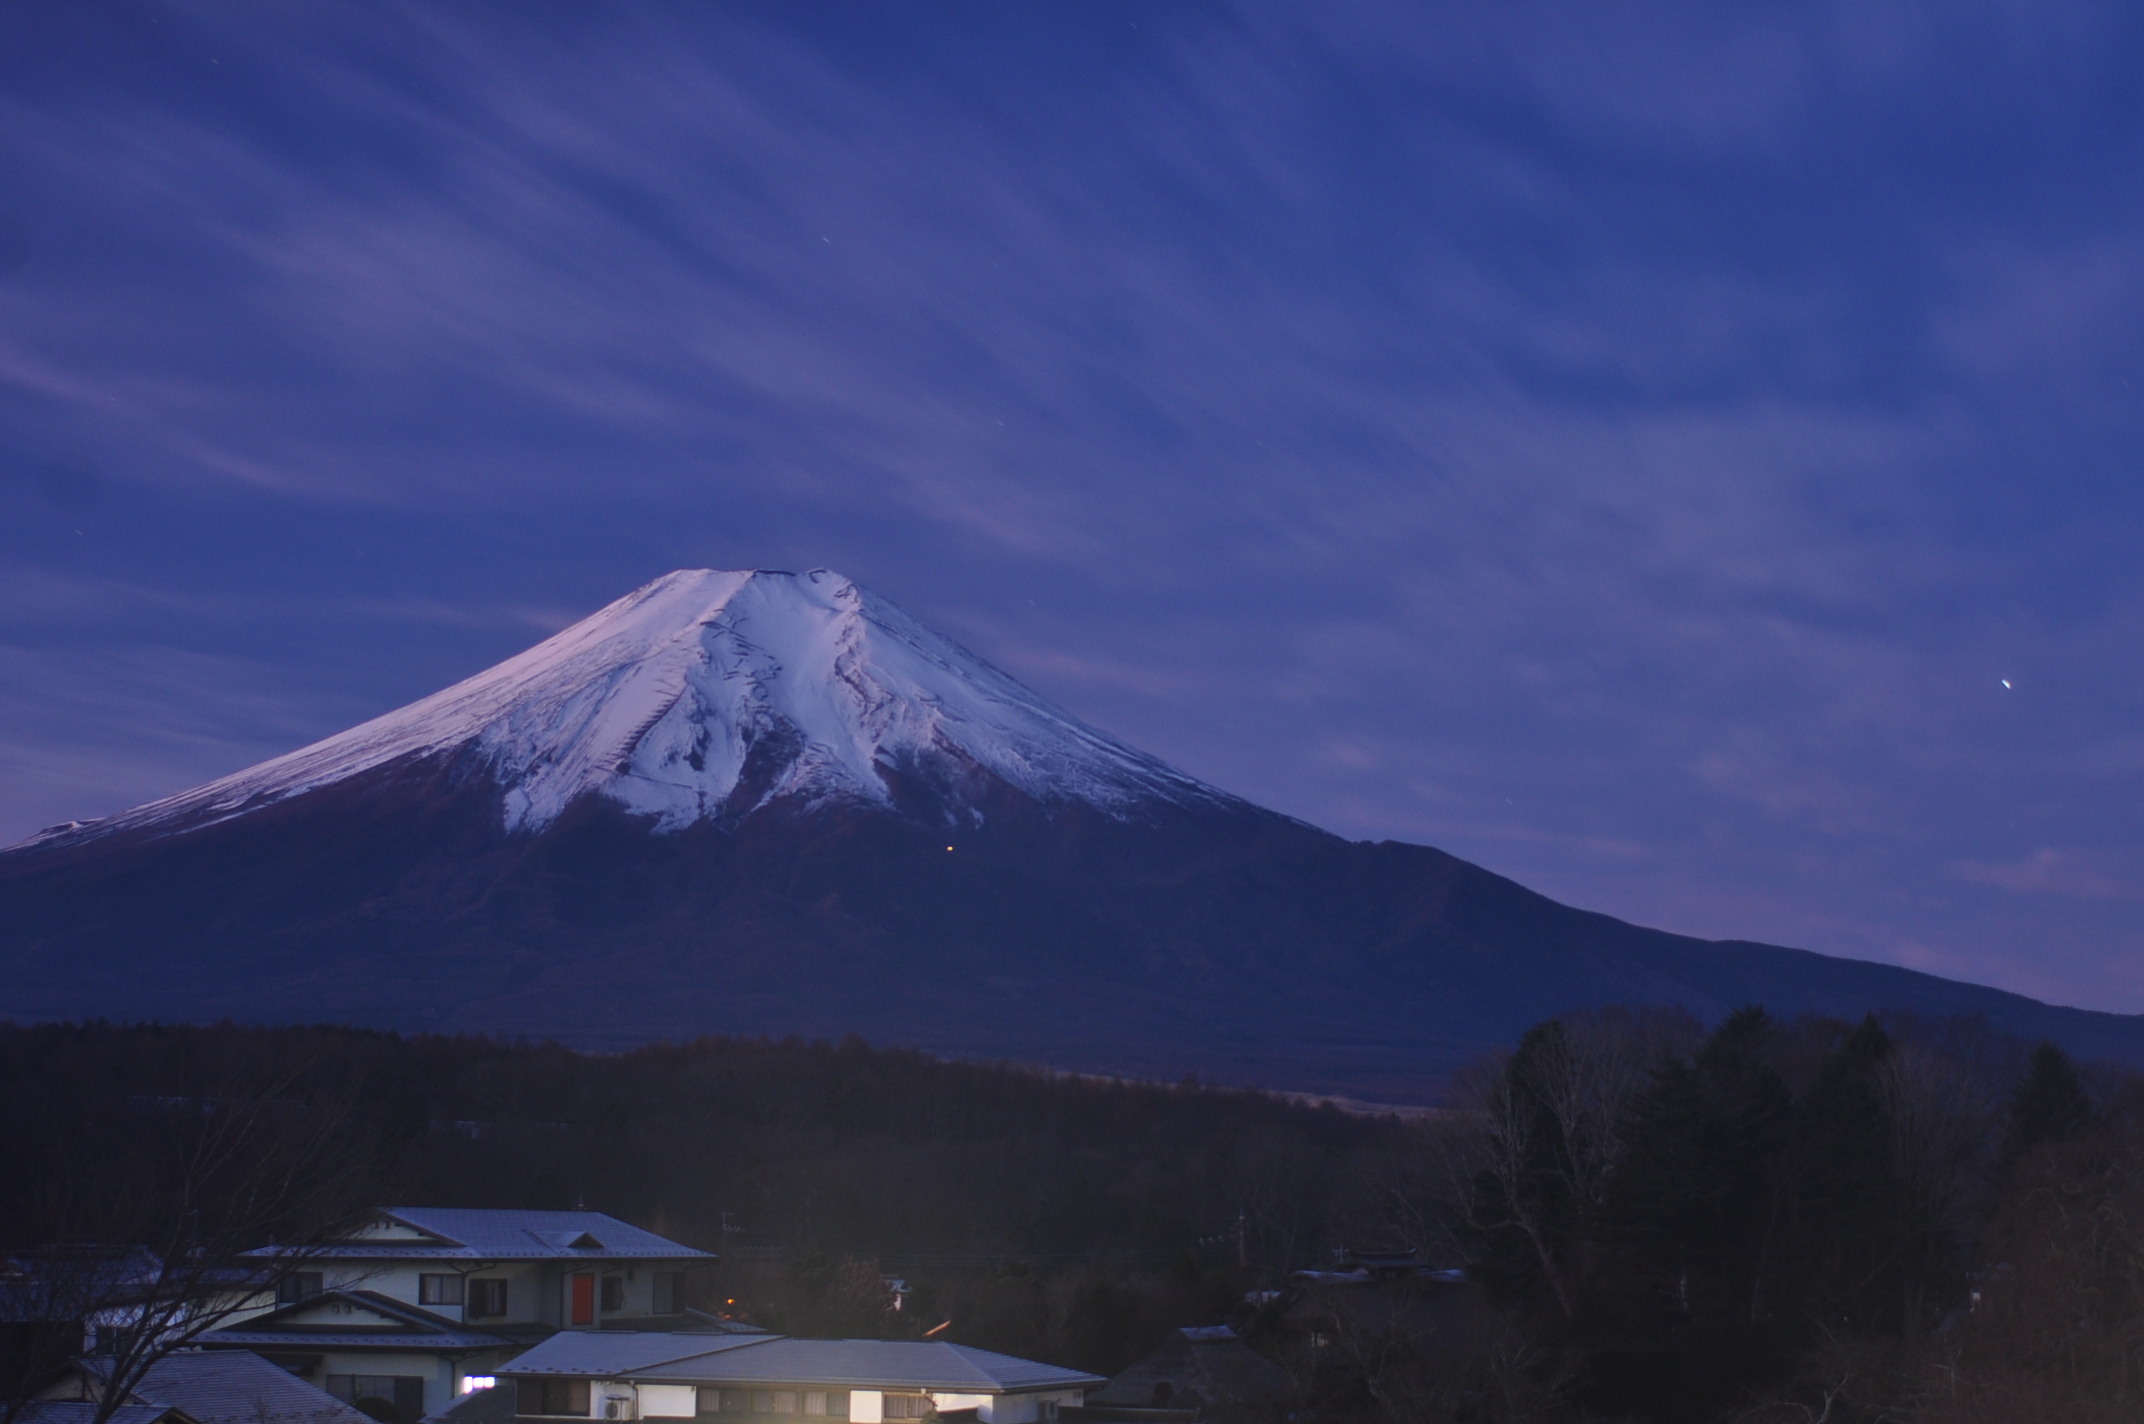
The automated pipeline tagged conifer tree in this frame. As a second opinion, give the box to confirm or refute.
[2001,1039,2093,1170]
[1793,1014,1907,1335]
[1590,1007,1795,1420]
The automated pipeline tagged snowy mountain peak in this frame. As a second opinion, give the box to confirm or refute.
[41,569,1230,844]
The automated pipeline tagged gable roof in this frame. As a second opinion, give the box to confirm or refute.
[1090,1327,1289,1410]
[198,1290,511,1352]
[17,1405,196,1424]
[503,1333,1102,1394]
[96,1351,374,1424]
[420,1382,517,1424]
[279,1210,710,1263]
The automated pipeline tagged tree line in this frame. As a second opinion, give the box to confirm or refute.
[5,1013,2143,1423]
[1363,1006,2128,1424]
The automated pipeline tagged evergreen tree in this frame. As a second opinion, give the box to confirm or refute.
[2001,1039,2093,1170]
[1588,1007,1795,1421]
[1793,1014,1910,1336]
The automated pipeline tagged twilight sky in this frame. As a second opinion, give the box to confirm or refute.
[3,2,2142,1012]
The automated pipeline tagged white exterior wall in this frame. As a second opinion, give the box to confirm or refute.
[345,1258,678,1325]
[930,1395,990,1416]
[976,1391,1083,1423]
[326,1263,426,1299]
[281,1255,689,1327]
[848,1389,883,1423]
[638,1385,697,1418]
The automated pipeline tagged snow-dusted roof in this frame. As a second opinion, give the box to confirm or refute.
[198,1290,512,1352]
[279,1209,711,1262]
[504,1333,1103,1394]
[500,1332,772,1377]
[18,1406,194,1424]
[101,1350,375,1424]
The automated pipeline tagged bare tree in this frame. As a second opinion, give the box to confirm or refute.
[1877,1041,2001,1333]
[2,1058,384,1424]
[1449,1008,1699,1320]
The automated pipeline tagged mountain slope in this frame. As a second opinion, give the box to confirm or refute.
[4,569,2139,1098]
[22,569,1226,850]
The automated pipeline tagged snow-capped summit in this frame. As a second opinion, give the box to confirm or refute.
[40,569,1229,846]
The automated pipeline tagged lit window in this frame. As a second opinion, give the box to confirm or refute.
[461,1377,496,1395]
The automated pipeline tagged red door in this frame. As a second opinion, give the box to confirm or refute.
[570,1273,595,1326]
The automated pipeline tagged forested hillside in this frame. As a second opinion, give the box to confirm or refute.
[6,1016,2142,1423]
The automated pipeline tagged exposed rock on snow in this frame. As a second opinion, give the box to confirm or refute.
[26,569,1229,846]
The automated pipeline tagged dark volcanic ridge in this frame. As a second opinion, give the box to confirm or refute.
[4,568,2137,1099]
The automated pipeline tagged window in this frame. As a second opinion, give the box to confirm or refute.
[276,1272,324,1305]
[419,1274,464,1306]
[600,1276,627,1312]
[749,1393,795,1415]
[468,1278,510,1318]
[881,1396,931,1420]
[801,1396,826,1418]
[519,1379,592,1418]
[327,1375,425,1424]
[652,1271,683,1315]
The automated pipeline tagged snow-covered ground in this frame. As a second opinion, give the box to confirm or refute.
[21,569,1230,847]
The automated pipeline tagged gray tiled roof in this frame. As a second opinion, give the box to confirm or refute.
[18,1405,193,1424]
[113,1350,377,1424]
[504,1334,1102,1393]
[499,1333,775,1377]
[421,1381,517,1424]
[198,1290,512,1352]
[292,1211,712,1262]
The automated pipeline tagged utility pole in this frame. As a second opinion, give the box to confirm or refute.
[1236,1210,1247,1270]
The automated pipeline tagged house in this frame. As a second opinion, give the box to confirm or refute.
[1,1248,256,1359]
[188,1293,513,1423]
[1274,1250,1469,1349]
[1086,1327,1288,1421]
[497,1329,1102,1424]
[245,1210,715,1330]
[198,1210,714,1422]
[37,1347,375,1424]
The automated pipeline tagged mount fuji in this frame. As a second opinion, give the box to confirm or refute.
[5,568,2141,1097]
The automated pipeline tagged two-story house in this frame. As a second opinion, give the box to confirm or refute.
[199,1210,714,1422]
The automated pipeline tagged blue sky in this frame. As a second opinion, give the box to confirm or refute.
[3,1,2143,1010]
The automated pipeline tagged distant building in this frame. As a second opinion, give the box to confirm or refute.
[198,1210,714,1422]
[1087,1326,1288,1422]
[1275,1249,1469,1348]
[0,1247,271,1360]
[498,1329,1102,1424]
